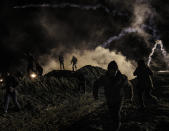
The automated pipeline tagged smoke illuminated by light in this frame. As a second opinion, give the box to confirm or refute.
[102,28,138,47]
[101,1,151,47]
[42,46,136,80]
[14,1,169,72]
[14,1,154,49]
[148,40,167,66]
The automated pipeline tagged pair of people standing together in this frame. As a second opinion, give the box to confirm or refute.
[93,60,156,131]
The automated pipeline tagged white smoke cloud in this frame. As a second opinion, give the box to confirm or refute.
[101,0,152,47]
[42,46,136,80]
[102,27,138,47]
[15,1,169,71]
[131,2,151,36]
[148,40,168,66]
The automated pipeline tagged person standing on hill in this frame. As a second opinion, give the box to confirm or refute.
[59,54,65,70]
[71,56,78,71]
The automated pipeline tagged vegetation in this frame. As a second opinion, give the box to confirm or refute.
[0,65,169,131]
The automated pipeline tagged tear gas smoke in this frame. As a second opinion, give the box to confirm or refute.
[9,0,169,75]
[101,0,169,67]
[102,0,151,47]
[14,3,110,12]
[42,46,136,80]
[13,1,156,54]
[13,3,128,16]
[38,0,166,77]
[148,40,168,66]
[102,27,138,47]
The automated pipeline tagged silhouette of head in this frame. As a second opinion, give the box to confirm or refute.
[60,52,64,56]
[138,59,146,67]
[107,61,118,75]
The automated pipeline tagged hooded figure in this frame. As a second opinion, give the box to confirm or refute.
[134,59,157,108]
[93,61,132,131]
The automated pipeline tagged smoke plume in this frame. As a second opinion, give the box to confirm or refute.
[1,0,169,73]
[42,46,136,80]
[102,0,152,47]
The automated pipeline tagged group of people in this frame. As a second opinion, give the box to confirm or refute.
[26,52,78,78]
[0,57,158,131]
[0,53,79,114]
[59,54,78,71]
[93,59,157,131]
[0,52,44,114]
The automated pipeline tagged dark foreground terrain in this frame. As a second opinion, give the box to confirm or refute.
[0,66,169,131]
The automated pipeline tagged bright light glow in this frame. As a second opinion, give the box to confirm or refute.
[30,73,37,79]
[0,78,3,83]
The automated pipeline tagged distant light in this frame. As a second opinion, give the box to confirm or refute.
[30,73,37,79]
[0,78,3,83]
[158,70,169,73]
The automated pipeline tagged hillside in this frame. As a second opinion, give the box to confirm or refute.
[0,65,105,130]
[0,65,169,131]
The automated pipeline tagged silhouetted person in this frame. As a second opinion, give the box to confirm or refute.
[59,54,64,70]
[2,73,21,113]
[25,52,36,75]
[71,56,77,71]
[35,61,43,76]
[93,61,132,131]
[25,52,43,77]
[134,59,157,109]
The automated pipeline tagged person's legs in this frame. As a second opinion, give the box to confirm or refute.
[62,63,65,70]
[72,64,75,71]
[104,103,121,131]
[11,92,21,111]
[111,109,121,131]
[60,63,62,70]
[72,65,74,71]
[75,64,77,71]
[144,88,158,104]
[137,90,145,108]
[4,93,10,113]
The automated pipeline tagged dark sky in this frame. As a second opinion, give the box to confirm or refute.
[0,0,169,72]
